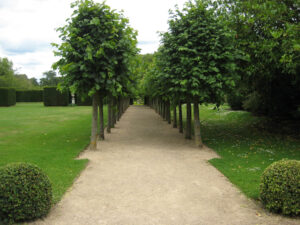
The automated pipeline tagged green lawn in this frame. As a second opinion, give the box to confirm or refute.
[179,104,300,199]
[0,103,107,203]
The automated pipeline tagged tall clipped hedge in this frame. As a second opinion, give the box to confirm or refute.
[0,88,16,107]
[16,90,43,102]
[75,94,92,106]
[43,87,69,106]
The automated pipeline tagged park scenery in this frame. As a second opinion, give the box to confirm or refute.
[0,0,299,224]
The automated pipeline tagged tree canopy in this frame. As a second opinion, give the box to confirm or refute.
[40,70,61,87]
[52,0,138,149]
[52,0,138,98]
[0,57,40,89]
[218,0,300,117]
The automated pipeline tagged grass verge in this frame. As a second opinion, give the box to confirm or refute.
[178,104,300,199]
[0,103,107,203]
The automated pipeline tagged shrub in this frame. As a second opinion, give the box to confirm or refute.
[227,92,244,110]
[0,163,52,224]
[260,159,300,216]
[76,94,92,106]
[227,87,247,111]
[43,87,69,106]
[16,90,43,102]
[0,88,16,106]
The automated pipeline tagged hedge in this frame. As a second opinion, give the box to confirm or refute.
[0,88,16,107]
[75,94,92,106]
[16,90,43,102]
[43,87,69,106]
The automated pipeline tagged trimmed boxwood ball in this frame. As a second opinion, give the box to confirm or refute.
[260,159,300,216]
[0,163,52,224]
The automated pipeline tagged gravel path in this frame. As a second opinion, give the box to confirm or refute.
[32,106,298,225]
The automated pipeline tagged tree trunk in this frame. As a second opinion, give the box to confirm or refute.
[185,102,192,139]
[90,92,99,150]
[194,101,203,148]
[99,95,104,140]
[159,100,162,117]
[107,96,112,133]
[173,103,177,128]
[179,102,183,133]
[162,101,165,119]
[117,97,121,121]
[167,101,171,124]
[160,100,163,117]
[164,101,167,120]
[112,97,116,127]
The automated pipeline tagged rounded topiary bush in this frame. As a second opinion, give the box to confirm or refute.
[260,159,300,216]
[0,163,52,224]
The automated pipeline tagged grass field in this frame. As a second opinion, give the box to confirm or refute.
[1,102,299,203]
[179,104,300,199]
[0,103,107,203]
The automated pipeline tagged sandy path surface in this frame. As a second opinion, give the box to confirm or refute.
[31,106,298,225]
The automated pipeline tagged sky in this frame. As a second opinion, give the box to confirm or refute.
[0,0,187,80]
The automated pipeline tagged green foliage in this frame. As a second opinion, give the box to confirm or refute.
[260,159,300,216]
[0,58,15,88]
[40,70,61,87]
[145,0,241,105]
[13,74,38,90]
[227,87,247,110]
[217,0,300,117]
[0,163,52,224]
[52,0,138,98]
[76,94,92,106]
[16,90,43,102]
[227,93,244,110]
[30,77,39,86]
[0,57,40,89]
[0,88,16,107]
[132,54,155,98]
[43,87,69,106]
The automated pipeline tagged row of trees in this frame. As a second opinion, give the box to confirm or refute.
[141,0,299,148]
[53,0,139,149]
[142,0,241,147]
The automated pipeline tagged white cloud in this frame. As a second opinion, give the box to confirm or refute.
[0,0,187,79]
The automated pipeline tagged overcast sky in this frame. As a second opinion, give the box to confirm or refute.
[0,0,187,80]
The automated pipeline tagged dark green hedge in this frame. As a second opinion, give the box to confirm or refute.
[0,88,16,107]
[43,87,69,106]
[75,94,92,106]
[16,90,43,102]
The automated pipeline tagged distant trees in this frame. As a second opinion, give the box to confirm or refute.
[30,78,39,86]
[0,57,40,89]
[0,58,15,88]
[133,54,155,99]
[14,74,39,89]
[39,70,61,87]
